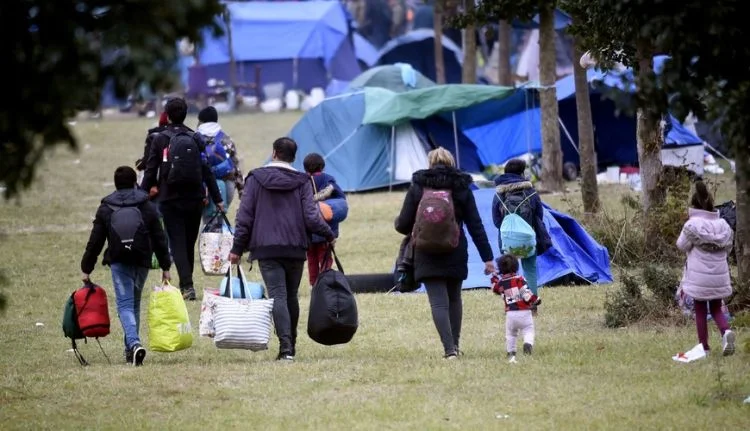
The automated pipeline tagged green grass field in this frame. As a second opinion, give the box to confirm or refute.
[0,112,748,430]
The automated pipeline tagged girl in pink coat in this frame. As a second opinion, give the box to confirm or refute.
[676,181,736,356]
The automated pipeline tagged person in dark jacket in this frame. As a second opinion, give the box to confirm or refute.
[492,158,552,296]
[229,137,335,362]
[395,147,495,359]
[135,111,169,174]
[140,98,224,300]
[81,166,171,366]
[303,152,347,286]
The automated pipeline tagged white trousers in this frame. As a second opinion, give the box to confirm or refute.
[505,310,535,353]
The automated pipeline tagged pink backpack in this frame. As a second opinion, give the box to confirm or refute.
[411,188,460,253]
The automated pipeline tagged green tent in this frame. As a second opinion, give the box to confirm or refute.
[346,64,436,93]
[362,84,516,126]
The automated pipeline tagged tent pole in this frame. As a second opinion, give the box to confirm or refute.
[224,10,237,89]
[452,112,460,169]
[390,126,396,192]
[558,116,579,154]
[293,58,299,90]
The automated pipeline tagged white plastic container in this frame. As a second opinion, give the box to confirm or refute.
[606,166,620,183]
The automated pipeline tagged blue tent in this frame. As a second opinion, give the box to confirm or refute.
[353,32,379,69]
[462,188,613,289]
[288,84,520,191]
[375,28,464,84]
[555,67,703,168]
[197,1,361,93]
[467,56,704,168]
[287,90,480,191]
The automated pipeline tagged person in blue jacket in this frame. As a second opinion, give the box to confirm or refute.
[492,158,552,297]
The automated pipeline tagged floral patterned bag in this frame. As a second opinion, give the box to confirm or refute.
[199,211,234,276]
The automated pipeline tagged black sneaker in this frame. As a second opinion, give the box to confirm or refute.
[276,352,294,362]
[124,349,133,364]
[182,287,197,301]
[133,344,146,366]
[507,351,516,358]
[523,343,533,355]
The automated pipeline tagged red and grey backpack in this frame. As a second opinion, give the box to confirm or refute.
[62,280,111,366]
[411,188,460,253]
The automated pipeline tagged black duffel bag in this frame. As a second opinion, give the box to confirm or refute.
[307,248,358,345]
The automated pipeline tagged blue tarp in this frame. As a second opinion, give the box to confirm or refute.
[462,188,613,289]
[376,28,464,84]
[196,1,360,92]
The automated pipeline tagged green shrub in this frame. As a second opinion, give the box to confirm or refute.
[604,272,647,328]
[581,166,693,269]
[604,267,687,328]
[643,264,680,305]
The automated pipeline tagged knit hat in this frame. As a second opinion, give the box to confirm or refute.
[198,106,218,123]
[158,111,169,126]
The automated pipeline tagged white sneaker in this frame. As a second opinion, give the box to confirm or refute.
[722,330,736,356]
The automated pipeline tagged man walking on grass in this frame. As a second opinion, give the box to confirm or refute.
[141,98,224,300]
[81,166,172,366]
[229,137,334,362]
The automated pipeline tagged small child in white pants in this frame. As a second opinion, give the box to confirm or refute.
[491,254,541,361]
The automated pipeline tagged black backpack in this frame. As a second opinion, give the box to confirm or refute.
[163,129,203,187]
[106,203,151,263]
[307,249,359,345]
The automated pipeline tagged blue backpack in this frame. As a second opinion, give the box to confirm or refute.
[497,191,537,258]
[204,131,234,179]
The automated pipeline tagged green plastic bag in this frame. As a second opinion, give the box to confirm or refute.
[148,282,193,352]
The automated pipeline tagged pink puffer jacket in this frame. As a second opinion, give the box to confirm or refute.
[676,208,734,300]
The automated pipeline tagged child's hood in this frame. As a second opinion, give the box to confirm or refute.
[683,208,733,249]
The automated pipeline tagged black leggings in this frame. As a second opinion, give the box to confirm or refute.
[423,278,463,356]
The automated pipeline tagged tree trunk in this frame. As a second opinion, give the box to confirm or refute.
[433,2,446,84]
[573,40,599,214]
[635,43,665,213]
[461,0,476,84]
[538,4,563,192]
[497,20,513,86]
[734,137,750,293]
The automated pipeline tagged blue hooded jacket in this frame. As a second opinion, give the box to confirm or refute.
[492,173,552,255]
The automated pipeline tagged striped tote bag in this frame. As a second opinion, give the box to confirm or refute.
[213,264,274,351]
[213,296,274,351]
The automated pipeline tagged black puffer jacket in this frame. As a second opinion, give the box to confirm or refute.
[394,166,493,281]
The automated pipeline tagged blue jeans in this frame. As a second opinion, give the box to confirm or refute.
[203,179,234,224]
[521,256,538,296]
[110,263,149,351]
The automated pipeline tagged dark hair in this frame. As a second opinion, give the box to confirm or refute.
[273,137,298,163]
[165,98,188,125]
[690,180,714,211]
[114,166,137,190]
[497,254,519,274]
[504,159,527,175]
[303,153,325,173]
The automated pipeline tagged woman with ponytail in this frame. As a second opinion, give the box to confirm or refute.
[676,180,737,355]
